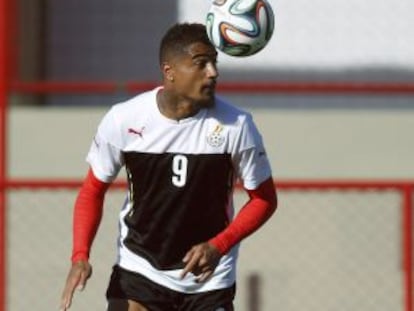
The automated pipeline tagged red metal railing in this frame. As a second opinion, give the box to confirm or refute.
[9,80,414,95]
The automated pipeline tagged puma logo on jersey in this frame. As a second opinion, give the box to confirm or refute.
[128,127,145,138]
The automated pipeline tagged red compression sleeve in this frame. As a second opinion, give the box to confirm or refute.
[209,177,277,255]
[71,168,110,262]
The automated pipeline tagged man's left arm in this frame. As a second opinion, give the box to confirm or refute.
[208,177,277,255]
[181,177,277,282]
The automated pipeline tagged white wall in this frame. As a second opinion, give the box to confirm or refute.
[8,104,414,179]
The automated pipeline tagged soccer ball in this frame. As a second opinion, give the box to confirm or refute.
[206,0,274,57]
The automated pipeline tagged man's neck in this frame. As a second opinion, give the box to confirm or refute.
[157,89,201,121]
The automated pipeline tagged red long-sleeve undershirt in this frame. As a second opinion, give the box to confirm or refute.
[71,169,277,262]
[71,169,110,262]
[208,177,277,254]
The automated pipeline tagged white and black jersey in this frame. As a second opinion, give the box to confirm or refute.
[86,87,272,293]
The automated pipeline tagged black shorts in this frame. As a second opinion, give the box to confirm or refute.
[106,265,236,311]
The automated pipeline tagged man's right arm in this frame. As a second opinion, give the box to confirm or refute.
[60,168,110,310]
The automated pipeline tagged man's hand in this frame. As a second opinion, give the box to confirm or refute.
[181,242,221,283]
[60,260,92,310]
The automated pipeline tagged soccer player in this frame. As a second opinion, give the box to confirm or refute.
[60,23,277,311]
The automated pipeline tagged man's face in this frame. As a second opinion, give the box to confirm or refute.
[166,42,219,106]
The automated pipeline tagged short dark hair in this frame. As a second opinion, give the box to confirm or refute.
[159,23,213,65]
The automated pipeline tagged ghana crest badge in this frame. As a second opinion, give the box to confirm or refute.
[206,124,225,147]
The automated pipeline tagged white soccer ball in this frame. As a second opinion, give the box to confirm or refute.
[206,0,275,57]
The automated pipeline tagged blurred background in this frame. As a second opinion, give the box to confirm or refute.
[0,0,413,310]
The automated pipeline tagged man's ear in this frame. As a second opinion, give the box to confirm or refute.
[162,62,174,82]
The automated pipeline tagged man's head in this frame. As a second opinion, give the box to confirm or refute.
[159,23,219,108]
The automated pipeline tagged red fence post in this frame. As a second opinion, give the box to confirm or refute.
[0,7,6,311]
[403,185,413,311]
[0,0,10,309]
